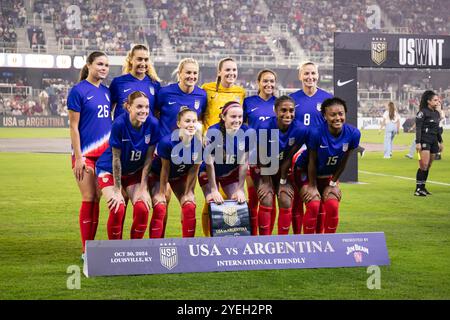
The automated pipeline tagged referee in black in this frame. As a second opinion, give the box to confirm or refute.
[414,90,444,196]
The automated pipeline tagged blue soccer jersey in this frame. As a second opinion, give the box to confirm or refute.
[296,122,361,177]
[289,88,332,127]
[67,80,112,158]
[199,123,251,178]
[151,134,202,179]
[109,73,160,120]
[96,113,160,176]
[243,95,276,128]
[256,117,308,168]
[156,83,207,137]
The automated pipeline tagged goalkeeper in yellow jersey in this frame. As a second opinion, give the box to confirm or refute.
[200,57,246,236]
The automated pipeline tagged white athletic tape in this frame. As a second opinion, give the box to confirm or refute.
[359,170,450,186]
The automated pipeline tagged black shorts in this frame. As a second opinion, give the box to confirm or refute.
[420,134,439,154]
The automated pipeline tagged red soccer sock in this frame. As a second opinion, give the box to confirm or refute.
[316,202,325,234]
[270,195,277,234]
[107,203,125,240]
[247,185,259,235]
[302,200,321,234]
[181,202,196,238]
[292,191,304,234]
[323,199,340,233]
[277,207,292,235]
[79,201,94,253]
[149,203,167,238]
[130,201,149,239]
[90,201,100,240]
[258,205,273,235]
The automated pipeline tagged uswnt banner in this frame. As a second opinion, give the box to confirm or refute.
[83,232,390,277]
[333,32,450,182]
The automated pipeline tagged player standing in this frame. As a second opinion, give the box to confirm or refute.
[414,90,444,196]
[291,97,361,233]
[109,44,161,120]
[95,92,159,239]
[67,51,111,257]
[156,58,207,137]
[149,108,202,238]
[243,70,277,235]
[289,61,332,234]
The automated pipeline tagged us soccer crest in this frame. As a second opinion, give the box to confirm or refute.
[192,152,199,162]
[145,134,151,144]
[149,86,155,95]
[289,137,295,146]
[316,103,322,112]
[194,100,200,110]
[371,37,387,65]
[222,206,239,227]
[342,143,349,152]
[159,243,178,270]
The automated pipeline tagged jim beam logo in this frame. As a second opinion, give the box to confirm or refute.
[399,38,444,66]
[371,37,387,65]
[222,205,239,227]
[159,243,178,270]
[346,244,369,263]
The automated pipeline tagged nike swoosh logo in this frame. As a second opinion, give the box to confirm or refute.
[337,79,354,87]
[168,101,176,105]
[268,140,276,143]
[123,88,131,92]
[122,139,131,142]
[320,145,328,148]
[87,96,94,100]
[251,108,258,112]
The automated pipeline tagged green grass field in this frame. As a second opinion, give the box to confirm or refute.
[0,129,449,300]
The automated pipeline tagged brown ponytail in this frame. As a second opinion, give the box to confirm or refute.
[216,57,236,92]
[78,51,107,82]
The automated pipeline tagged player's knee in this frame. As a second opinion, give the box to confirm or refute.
[278,191,292,209]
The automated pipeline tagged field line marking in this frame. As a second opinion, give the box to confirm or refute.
[359,170,450,186]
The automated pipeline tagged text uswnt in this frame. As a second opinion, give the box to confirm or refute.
[188,241,335,257]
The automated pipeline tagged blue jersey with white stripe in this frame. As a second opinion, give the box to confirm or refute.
[289,88,332,127]
[156,83,207,137]
[296,122,360,177]
[256,117,308,167]
[96,113,160,175]
[151,134,202,179]
[243,95,276,128]
[199,123,251,177]
[109,73,160,120]
[67,80,111,158]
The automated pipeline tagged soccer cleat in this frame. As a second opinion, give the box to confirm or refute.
[405,154,413,159]
[414,189,427,197]
[358,147,366,158]
[422,187,432,195]
[81,253,85,261]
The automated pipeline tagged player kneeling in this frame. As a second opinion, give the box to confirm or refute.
[199,102,250,235]
[96,92,159,239]
[292,97,361,233]
[148,107,202,238]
